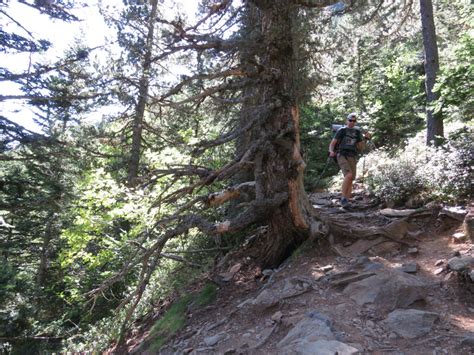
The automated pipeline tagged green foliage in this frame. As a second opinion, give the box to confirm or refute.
[63,310,126,352]
[434,34,474,121]
[57,163,222,350]
[0,262,31,342]
[0,262,18,306]
[359,43,425,148]
[300,105,344,189]
[364,123,473,205]
[0,136,85,345]
[58,169,155,320]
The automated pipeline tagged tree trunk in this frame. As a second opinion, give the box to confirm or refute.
[127,0,159,185]
[247,1,318,267]
[37,212,55,287]
[355,39,367,114]
[233,3,261,188]
[419,0,443,145]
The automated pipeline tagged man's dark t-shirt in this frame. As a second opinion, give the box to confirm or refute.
[334,127,363,157]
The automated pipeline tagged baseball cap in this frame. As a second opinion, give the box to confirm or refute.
[347,112,357,120]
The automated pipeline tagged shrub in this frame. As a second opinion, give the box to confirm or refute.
[362,124,472,206]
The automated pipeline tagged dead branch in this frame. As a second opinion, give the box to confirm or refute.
[159,253,203,268]
[88,190,288,306]
[207,181,256,207]
[161,136,260,204]
[182,0,232,32]
[103,189,287,339]
[149,36,241,63]
[191,98,282,157]
[0,336,63,341]
[118,253,161,343]
[164,78,249,107]
[293,0,341,8]
[0,92,107,103]
[146,165,214,182]
[358,0,386,26]
[162,246,232,254]
[0,46,103,82]
[156,67,246,102]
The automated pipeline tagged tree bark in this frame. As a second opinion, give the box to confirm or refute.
[233,2,261,190]
[355,39,367,114]
[246,1,319,267]
[419,0,443,145]
[127,0,159,185]
[37,212,55,287]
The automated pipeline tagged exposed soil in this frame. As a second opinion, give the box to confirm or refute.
[128,192,473,355]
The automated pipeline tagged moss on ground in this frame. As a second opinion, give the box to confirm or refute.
[148,283,217,352]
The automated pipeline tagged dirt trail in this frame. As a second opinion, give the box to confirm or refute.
[131,192,473,354]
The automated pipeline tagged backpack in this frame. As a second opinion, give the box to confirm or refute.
[332,126,362,157]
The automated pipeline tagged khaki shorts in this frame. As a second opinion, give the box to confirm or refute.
[337,154,357,179]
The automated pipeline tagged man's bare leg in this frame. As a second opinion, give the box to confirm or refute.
[341,172,353,199]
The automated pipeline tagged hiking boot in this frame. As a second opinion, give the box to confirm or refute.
[342,203,353,210]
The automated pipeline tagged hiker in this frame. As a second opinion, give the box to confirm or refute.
[328,112,371,207]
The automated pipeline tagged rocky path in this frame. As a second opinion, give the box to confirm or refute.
[134,193,474,354]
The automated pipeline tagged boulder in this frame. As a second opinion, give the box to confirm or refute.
[463,205,474,241]
[281,339,359,355]
[343,269,429,311]
[448,256,474,271]
[277,311,334,347]
[277,312,359,354]
[440,206,468,221]
[386,309,439,339]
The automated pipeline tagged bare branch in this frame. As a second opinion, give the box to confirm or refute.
[191,98,283,156]
[162,246,231,254]
[293,0,342,8]
[207,181,255,207]
[165,78,249,107]
[0,46,103,82]
[159,253,203,268]
[157,67,246,102]
[0,92,107,103]
[0,9,34,38]
[86,186,288,311]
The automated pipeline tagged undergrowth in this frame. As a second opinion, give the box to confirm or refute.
[148,283,217,352]
[361,123,472,206]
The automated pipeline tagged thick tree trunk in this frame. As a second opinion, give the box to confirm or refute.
[127,0,159,185]
[233,3,261,189]
[419,0,443,145]
[248,1,318,267]
[258,106,315,266]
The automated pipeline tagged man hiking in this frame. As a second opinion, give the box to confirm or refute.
[328,112,371,207]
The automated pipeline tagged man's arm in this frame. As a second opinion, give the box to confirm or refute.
[356,139,366,152]
[356,131,371,152]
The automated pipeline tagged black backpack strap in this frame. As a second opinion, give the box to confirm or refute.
[334,127,345,153]
[334,127,345,141]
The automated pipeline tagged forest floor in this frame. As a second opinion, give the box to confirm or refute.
[126,189,473,355]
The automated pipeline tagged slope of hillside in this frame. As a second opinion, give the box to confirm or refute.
[128,192,474,355]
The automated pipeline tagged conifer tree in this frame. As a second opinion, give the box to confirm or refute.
[419,0,443,145]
